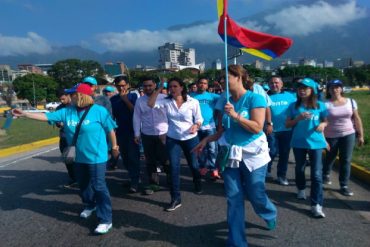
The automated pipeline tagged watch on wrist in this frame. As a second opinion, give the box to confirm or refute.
[267,122,273,126]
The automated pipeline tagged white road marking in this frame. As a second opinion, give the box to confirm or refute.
[0,147,59,168]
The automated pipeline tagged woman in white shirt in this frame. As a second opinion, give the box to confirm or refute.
[148,77,203,212]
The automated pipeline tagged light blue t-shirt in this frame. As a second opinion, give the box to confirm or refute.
[222,91,266,146]
[270,91,296,132]
[190,92,220,126]
[215,83,270,112]
[288,101,328,149]
[46,104,117,164]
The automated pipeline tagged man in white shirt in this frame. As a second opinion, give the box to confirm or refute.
[133,77,169,195]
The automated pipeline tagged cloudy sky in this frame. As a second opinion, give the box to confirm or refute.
[0,0,369,56]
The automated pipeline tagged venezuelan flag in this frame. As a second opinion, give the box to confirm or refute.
[217,0,293,60]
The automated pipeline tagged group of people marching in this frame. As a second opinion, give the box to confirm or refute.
[12,64,364,247]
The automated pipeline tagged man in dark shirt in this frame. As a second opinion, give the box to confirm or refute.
[55,89,76,188]
[110,76,141,193]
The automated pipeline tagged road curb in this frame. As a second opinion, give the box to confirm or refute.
[350,162,370,186]
[0,137,59,158]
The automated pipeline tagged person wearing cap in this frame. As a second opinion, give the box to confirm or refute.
[12,83,119,234]
[103,86,116,98]
[267,76,296,186]
[323,79,364,196]
[110,75,141,193]
[286,77,328,218]
[82,76,112,115]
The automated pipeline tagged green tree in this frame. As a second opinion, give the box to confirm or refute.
[48,59,104,89]
[344,66,370,87]
[243,65,271,82]
[12,74,58,106]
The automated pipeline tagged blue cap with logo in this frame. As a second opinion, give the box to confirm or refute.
[298,78,318,94]
[64,83,80,94]
[327,79,343,88]
[82,76,97,85]
[103,86,115,92]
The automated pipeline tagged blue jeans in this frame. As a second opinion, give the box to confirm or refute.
[293,148,323,206]
[197,128,217,170]
[166,136,201,202]
[267,131,292,178]
[117,132,141,187]
[223,164,277,247]
[323,133,356,187]
[74,162,112,224]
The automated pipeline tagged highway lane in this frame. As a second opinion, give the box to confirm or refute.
[0,146,369,247]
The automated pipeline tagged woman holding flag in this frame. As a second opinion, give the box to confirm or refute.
[193,65,276,247]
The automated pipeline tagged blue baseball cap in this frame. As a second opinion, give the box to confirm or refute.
[64,83,80,94]
[103,86,115,92]
[82,76,97,85]
[64,83,93,95]
[298,78,318,94]
[327,79,343,88]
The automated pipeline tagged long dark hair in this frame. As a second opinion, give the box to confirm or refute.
[295,88,318,109]
[166,77,188,101]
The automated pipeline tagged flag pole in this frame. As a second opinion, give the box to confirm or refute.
[223,12,230,128]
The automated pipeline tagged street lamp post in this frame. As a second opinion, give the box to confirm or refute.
[32,73,36,107]
[228,49,243,64]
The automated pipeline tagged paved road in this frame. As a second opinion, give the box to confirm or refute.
[0,145,369,247]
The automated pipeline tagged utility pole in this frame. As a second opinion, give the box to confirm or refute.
[32,73,36,107]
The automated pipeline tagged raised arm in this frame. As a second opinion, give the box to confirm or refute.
[12,109,48,121]
[147,83,163,108]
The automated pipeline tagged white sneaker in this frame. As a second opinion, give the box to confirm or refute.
[311,204,326,218]
[80,207,96,218]
[297,190,306,200]
[277,177,289,186]
[94,223,112,234]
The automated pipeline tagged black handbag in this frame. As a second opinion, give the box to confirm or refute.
[62,106,92,165]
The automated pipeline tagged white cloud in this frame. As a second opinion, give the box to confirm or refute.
[97,22,219,52]
[97,19,269,52]
[264,0,367,36]
[0,32,51,56]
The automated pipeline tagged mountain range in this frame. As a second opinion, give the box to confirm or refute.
[1,0,369,69]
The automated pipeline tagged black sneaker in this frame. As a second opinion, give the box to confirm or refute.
[128,185,138,194]
[165,200,182,212]
[340,186,354,196]
[63,181,78,189]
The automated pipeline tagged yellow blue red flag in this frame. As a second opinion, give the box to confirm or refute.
[217,0,293,60]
